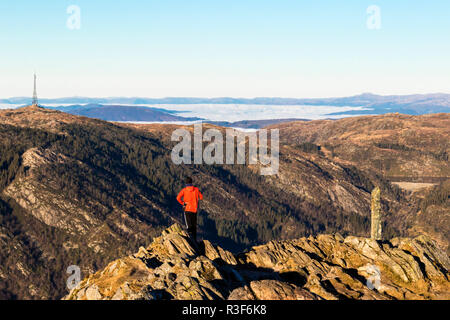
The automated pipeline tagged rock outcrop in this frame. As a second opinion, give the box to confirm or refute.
[65,224,449,300]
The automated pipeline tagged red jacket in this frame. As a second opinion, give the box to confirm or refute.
[177,185,203,213]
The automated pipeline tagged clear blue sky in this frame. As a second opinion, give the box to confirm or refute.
[1,0,449,98]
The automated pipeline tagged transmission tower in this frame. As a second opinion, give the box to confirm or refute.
[32,73,38,106]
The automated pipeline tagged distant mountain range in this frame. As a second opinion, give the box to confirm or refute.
[1,93,449,115]
[1,94,448,126]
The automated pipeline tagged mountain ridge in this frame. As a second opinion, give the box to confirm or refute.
[65,223,450,300]
[3,92,450,105]
[2,93,450,117]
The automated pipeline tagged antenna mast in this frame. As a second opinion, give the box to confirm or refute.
[32,73,38,106]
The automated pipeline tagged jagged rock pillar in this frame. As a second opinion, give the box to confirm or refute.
[371,187,382,240]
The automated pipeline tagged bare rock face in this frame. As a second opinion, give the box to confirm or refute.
[227,280,317,300]
[3,148,97,235]
[240,234,450,300]
[249,280,318,300]
[1,147,156,256]
[65,224,450,300]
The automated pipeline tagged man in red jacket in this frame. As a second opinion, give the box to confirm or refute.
[177,177,203,242]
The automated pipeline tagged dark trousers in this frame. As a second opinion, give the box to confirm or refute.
[184,211,197,241]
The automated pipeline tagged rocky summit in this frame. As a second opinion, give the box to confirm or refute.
[65,224,449,300]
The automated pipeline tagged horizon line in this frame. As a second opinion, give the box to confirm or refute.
[2,92,450,101]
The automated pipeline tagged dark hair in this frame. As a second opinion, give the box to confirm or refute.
[185,176,193,184]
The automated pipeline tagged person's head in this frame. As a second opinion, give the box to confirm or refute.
[185,176,193,185]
